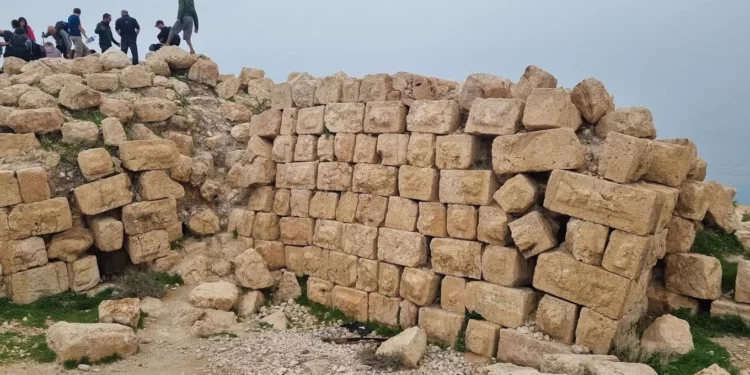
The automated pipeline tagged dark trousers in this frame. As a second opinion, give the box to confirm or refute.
[100,44,111,53]
[120,36,138,65]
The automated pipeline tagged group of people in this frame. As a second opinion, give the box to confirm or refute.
[1,0,199,65]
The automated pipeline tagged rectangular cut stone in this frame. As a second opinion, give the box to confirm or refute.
[378,262,402,297]
[250,109,282,138]
[290,189,312,218]
[121,198,178,235]
[482,246,533,287]
[602,230,662,280]
[318,135,335,161]
[642,141,694,187]
[376,134,410,166]
[280,108,297,135]
[536,294,580,345]
[399,267,441,306]
[87,216,124,252]
[311,219,342,252]
[296,106,326,134]
[441,276,467,314]
[247,186,275,212]
[540,354,620,375]
[16,168,50,203]
[285,246,328,279]
[465,98,524,136]
[737,260,750,304]
[492,128,585,174]
[465,320,500,358]
[7,197,73,239]
[575,308,619,355]
[307,277,334,306]
[335,192,358,223]
[465,281,535,328]
[407,132,436,167]
[341,78,360,103]
[418,307,464,346]
[254,241,286,270]
[324,103,365,133]
[384,197,418,231]
[272,135,296,163]
[73,174,133,216]
[368,293,401,327]
[647,277,699,316]
[119,140,180,171]
[355,194,387,227]
[279,217,315,246]
[317,162,353,192]
[332,286,368,321]
[637,182,680,233]
[398,166,438,202]
[356,258,379,292]
[328,251,358,287]
[508,211,558,258]
[377,228,427,267]
[598,132,653,183]
[126,230,170,264]
[294,135,318,161]
[496,329,573,369]
[439,170,497,206]
[534,250,649,319]
[704,181,738,233]
[364,101,407,133]
[0,237,47,275]
[340,223,378,259]
[0,171,22,207]
[431,238,482,279]
[276,162,318,190]
[675,180,709,221]
[309,192,338,220]
[665,253,722,300]
[67,255,99,292]
[406,100,460,135]
[353,134,378,163]
[417,202,446,237]
[7,263,67,304]
[436,134,478,170]
[711,299,750,324]
[446,204,477,240]
[544,170,661,236]
[566,218,609,265]
[334,133,356,162]
[352,164,398,196]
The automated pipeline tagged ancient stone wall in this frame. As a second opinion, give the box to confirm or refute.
[0,47,745,361]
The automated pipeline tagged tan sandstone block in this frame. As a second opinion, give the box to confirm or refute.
[575,308,619,355]
[648,278,699,316]
[126,230,170,264]
[665,215,696,254]
[511,65,558,101]
[566,218,609,265]
[416,202,446,237]
[227,209,255,238]
[276,162,318,190]
[465,320,500,358]
[332,286,368,321]
[406,132,436,168]
[376,134,410,166]
[296,106,326,135]
[309,192,338,220]
[0,171,22,207]
[356,194,388,227]
[271,135,296,163]
[397,166,439,202]
[315,76,343,105]
[16,168,50,204]
[441,276,467,314]
[364,101,407,133]
[736,260,750,304]
[7,197,73,238]
[522,88,582,131]
[313,219,343,251]
[368,293,401,327]
[598,132,653,184]
[418,307,464,346]
[496,329,573,369]
[571,77,614,124]
[352,164,398,196]
[378,228,427,268]
[87,216,123,252]
[317,135,335,161]
[439,170,497,206]
[602,230,662,280]
[378,263,402,297]
[596,107,656,139]
[465,281,535,328]
[399,267,441,306]
[290,189,312,218]
[279,217,315,246]
[704,181,738,233]
[250,109,282,138]
[493,174,539,214]
[255,241,286,270]
[465,98,524,136]
[7,263,67,304]
[307,277,334,307]
[509,211,557,259]
[359,74,392,103]
[353,134,378,163]
[356,258,379,292]
[121,199,178,235]
[341,223,378,259]
[324,103,365,133]
[477,206,511,245]
[316,162,352,192]
[665,253,722,300]
[431,238,482,279]
[482,246,533,287]
[328,251,358,287]
[642,141,694,187]
[406,100,460,134]
[334,133,356,162]
[248,186,275,212]
[544,170,661,236]
[536,294,580,345]
[675,180,709,221]
[273,189,291,216]
[67,255,100,292]
[137,170,184,201]
[119,140,180,171]
[253,213,280,241]
[436,134,478,170]
[446,205,478,240]
[458,73,512,110]
[0,237,47,275]
[294,135,318,162]
[492,128,585,175]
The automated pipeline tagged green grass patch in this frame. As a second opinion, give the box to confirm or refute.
[63,354,122,370]
[0,289,115,328]
[743,213,750,222]
[170,239,184,250]
[69,109,106,125]
[38,132,87,165]
[178,96,190,107]
[115,270,182,299]
[258,321,273,330]
[0,333,56,364]
[172,69,189,82]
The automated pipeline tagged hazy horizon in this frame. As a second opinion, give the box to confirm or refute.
[5,0,749,202]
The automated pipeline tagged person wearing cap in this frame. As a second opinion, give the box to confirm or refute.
[150,20,181,52]
[115,10,140,64]
[95,13,120,53]
[165,0,199,54]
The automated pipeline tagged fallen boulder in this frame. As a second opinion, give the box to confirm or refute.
[46,322,138,362]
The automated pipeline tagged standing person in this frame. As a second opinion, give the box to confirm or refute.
[68,8,91,58]
[115,10,140,64]
[150,20,180,51]
[18,17,36,42]
[43,23,73,58]
[166,0,199,54]
[95,13,120,53]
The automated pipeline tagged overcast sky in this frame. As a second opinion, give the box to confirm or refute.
[5,0,749,202]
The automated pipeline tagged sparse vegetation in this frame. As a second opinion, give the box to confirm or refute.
[170,239,184,250]
[743,213,750,222]
[115,270,183,299]
[0,289,115,328]
[172,69,189,82]
[69,109,106,125]
[178,96,190,107]
[258,321,274,330]
[0,332,56,364]
[38,132,88,165]
[691,229,749,293]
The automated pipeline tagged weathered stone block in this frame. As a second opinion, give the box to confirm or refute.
[353,134,378,163]
[276,162,318,190]
[458,73,512,110]
[293,135,318,162]
[418,307,464,346]
[273,189,291,216]
[436,134,478,170]
[250,109,282,138]
[368,293,400,327]
[290,189,312,218]
[406,100,460,134]
[67,255,100,292]
[122,199,178,235]
[255,240,286,270]
[598,132,653,184]
[307,277,334,307]
[509,211,557,259]
[324,103,365,133]
[465,98,524,136]
[398,166,439,202]
[482,246,533,287]
[296,106,326,135]
[355,194,388,227]
[383,197,418,232]
[477,206,511,245]
[252,213,280,241]
[8,197,73,238]
[313,219,343,251]
[431,238,482,279]
[126,230,170,264]
[0,171,22,208]
[47,227,93,262]
[595,107,656,139]
[642,141,694,187]
[352,164,398,196]
[334,133,356,162]
[399,267,441,306]
[416,202,446,237]
[87,216,123,252]
[119,140,179,171]
[665,253,722,300]
[7,263,67,304]
[566,219,609,265]
[522,88,581,131]
[575,308,619,355]
[279,217,315,246]
[332,286,368,321]
[309,192,338,220]
[272,135,296,163]
[364,101,407,133]
[328,251,358,287]
[377,133,410,166]
[341,223,378,259]
[356,258,379,292]
[446,204,477,240]
[602,230,662,280]
[704,181,738,233]
[378,262,402,297]
[0,237,47,275]
[465,281,535,328]
[439,170,498,206]
[675,180,709,221]
[492,128,585,174]
[16,168,50,204]
[536,294,580,345]
[441,276,466,314]
[378,228,427,267]
[496,329,573,369]
[465,320,500,358]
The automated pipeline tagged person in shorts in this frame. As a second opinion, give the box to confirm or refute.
[166,0,198,54]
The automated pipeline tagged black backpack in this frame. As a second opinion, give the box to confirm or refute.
[6,33,31,60]
[55,21,70,33]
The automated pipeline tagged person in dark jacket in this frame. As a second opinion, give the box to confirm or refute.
[150,20,181,51]
[0,20,22,57]
[115,10,140,64]
[95,13,120,53]
[166,0,199,54]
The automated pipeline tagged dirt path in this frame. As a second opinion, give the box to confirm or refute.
[714,336,750,374]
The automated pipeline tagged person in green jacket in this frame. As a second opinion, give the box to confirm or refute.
[165,0,198,54]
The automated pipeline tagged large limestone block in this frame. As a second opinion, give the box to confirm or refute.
[641,314,694,355]
[647,278,700,316]
[312,219,343,251]
[324,103,365,133]
[99,97,135,122]
[458,73,512,110]
[134,98,178,122]
[189,281,240,311]
[0,171,22,208]
[356,258,379,292]
[534,250,649,319]
[352,164,398,196]
[737,260,750,303]
[398,166,439,202]
[439,170,498,206]
[574,308,620,355]
[7,263,67,304]
[7,197,73,238]
[435,134,477,170]
[536,294,579,345]
[595,107,656,139]
[482,246,533,287]
[67,255,100,292]
[399,268,441,306]
[637,182,680,233]
[544,170,662,236]
[353,134,378,163]
[375,326,427,368]
[440,276,466,313]
[47,227,94,262]
[126,230,170,264]
[430,238,482,279]
[137,171,185,201]
[566,219,609,265]
[78,148,115,181]
[16,168,49,204]
[465,320,500,358]
[306,276,334,307]
[46,322,137,362]
[446,204,478,240]
[496,329,573,369]
[465,281,535,328]
[642,141,694,187]
[120,65,152,88]
[384,197,419,232]
[377,228,428,267]
[665,253,722,300]
[711,299,750,323]
[407,132,436,167]
[477,206,511,245]
[187,59,219,86]
[122,198,178,235]
[61,121,99,146]
[85,73,119,92]
[675,181,709,221]
[376,133,410,166]
[598,132,653,184]
[276,162,318,190]
[493,174,539,214]
[522,88,582,131]
[509,211,558,259]
[364,101,407,133]
[332,286,369,321]
[279,217,314,246]
[19,90,56,109]
[511,65,558,100]
[234,249,276,289]
[418,307,464,346]
[406,100,460,134]
[73,174,133,215]
[119,140,180,171]
[39,73,84,95]
[254,241,286,270]
[704,181,738,233]
[602,230,662,280]
[98,298,141,328]
[465,98,524,136]
[59,82,102,110]
[188,209,220,236]
[0,133,39,159]
[492,128,585,174]
[315,75,343,105]
[570,77,615,124]
[583,361,657,375]
[0,237,47,275]
[88,216,124,252]
[6,107,65,134]
[378,263,402,298]
[327,251,358,287]
[540,354,619,375]
[297,106,325,135]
